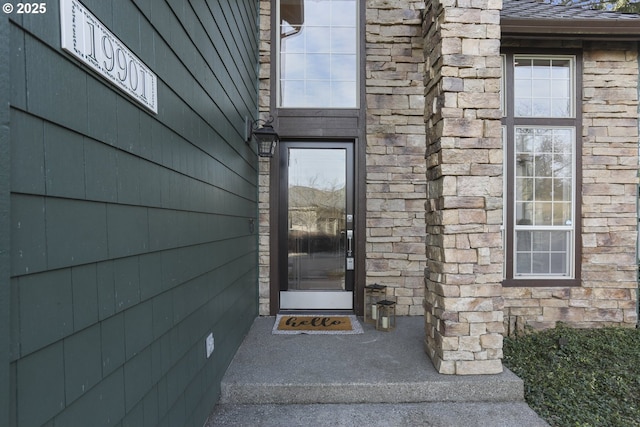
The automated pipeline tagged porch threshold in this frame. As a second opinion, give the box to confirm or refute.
[206,316,548,426]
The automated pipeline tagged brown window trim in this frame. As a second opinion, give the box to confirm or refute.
[501,49,583,288]
[502,278,581,288]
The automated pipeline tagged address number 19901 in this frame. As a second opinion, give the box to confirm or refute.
[60,0,158,114]
[85,22,152,102]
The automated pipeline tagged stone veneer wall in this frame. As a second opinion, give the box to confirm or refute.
[365,0,427,316]
[257,0,429,316]
[502,40,639,332]
[422,0,505,374]
[258,0,272,315]
[258,2,639,333]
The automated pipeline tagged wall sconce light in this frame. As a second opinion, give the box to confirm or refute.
[246,116,280,158]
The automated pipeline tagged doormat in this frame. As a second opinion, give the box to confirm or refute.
[272,315,363,335]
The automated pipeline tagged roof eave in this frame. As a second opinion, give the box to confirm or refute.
[501,18,640,41]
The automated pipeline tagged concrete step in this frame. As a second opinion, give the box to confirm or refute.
[219,371,525,405]
[207,317,549,426]
[206,402,549,427]
[217,317,523,405]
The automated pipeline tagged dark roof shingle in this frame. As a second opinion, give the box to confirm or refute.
[503,0,640,21]
[502,0,640,39]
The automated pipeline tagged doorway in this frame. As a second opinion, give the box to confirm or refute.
[278,141,355,310]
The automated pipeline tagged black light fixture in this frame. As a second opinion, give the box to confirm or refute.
[247,116,279,157]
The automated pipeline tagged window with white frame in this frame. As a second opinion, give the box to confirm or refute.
[514,57,573,118]
[502,53,581,285]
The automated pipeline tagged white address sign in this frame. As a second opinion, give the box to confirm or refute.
[60,0,158,114]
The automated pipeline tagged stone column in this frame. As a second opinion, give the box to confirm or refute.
[422,0,504,375]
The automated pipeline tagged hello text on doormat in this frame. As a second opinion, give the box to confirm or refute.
[272,315,363,334]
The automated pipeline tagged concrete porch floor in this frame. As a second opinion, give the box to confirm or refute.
[205,316,549,426]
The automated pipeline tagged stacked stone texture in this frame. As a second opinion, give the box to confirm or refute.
[258,0,272,315]
[365,0,428,315]
[257,2,638,333]
[422,0,504,374]
[502,40,639,333]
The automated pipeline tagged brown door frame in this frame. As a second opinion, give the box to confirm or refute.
[267,0,367,315]
[269,138,364,314]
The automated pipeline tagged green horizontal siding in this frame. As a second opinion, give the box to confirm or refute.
[5,1,260,426]
[0,14,10,427]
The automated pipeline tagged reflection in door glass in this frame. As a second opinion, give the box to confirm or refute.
[288,149,346,291]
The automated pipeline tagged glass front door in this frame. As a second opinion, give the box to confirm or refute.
[279,142,354,310]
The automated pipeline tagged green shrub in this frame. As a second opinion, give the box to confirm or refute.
[503,324,640,427]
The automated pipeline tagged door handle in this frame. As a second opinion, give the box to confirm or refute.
[346,230,354,270]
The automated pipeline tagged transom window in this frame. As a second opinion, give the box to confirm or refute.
[503,53,581,285]
[277,0,358,108]
[514,57,573,118]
